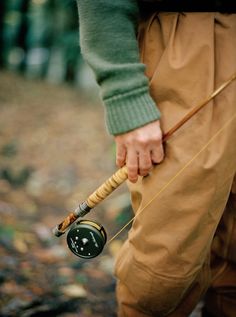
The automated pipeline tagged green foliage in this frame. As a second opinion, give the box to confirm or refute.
[0,167,33,187]
[1,0,82,84]
[1,141,18,157]
[0,224,15,244]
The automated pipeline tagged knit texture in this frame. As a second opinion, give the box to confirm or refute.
[76,0,161,135]
[105,87,161,134]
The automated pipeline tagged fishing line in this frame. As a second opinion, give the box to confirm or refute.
[108,112,236,244]
[53,72,236,258]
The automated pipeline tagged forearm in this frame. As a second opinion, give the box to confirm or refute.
[76,0,161,135]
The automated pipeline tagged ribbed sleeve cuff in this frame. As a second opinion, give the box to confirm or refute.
[104,87,161,135]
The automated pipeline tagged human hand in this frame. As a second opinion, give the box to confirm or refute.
[114,120,164,183]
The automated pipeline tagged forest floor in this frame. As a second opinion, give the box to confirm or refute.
[0,71,132,317]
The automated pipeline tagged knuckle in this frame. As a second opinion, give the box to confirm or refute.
[116,154,124,162]
[130,134,148,146]
[153,135,162,144]
[116,157,124,166]
[139,170,149,176]
[153,129,163,140]
[142,161,152,170]
[116,160,123,167]
[128,164,138,173]
[155,153,164,163]
[128,171,138,181]
[138,137,148,146]
[139,163,152,176]
[151,147,165,163]
[127,164,138,181]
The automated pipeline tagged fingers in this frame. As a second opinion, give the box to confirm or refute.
[126,145,164,182]
[114,120,165,183]
[117,144,164,183]
[150,142,164,164]
[116,144,126,167]
[126,149,139,183]
[116,143,141,182]
[138,141,164,178]
[138,150,152,176]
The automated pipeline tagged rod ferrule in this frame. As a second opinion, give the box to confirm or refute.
[74,201,91,218]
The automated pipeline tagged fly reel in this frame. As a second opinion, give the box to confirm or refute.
[66,219,107,259]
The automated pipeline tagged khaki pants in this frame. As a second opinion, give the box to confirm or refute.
[115,13,236,317]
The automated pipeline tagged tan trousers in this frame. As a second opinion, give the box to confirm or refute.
[115,13,236,317]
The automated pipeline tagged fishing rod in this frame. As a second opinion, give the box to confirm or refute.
[52,73,236,259]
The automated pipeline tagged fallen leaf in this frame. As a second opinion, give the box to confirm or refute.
[60,284,87,298]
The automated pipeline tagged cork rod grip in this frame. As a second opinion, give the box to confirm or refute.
[86,165,128,208]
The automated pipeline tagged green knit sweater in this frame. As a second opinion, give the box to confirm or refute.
[76,0,161,135]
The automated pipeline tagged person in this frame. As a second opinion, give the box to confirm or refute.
[76,1,236,316]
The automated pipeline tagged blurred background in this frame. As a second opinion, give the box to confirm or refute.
[0,1,132,316]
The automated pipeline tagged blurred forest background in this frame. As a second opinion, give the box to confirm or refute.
[0,0,90,86]
[0,1,132,316]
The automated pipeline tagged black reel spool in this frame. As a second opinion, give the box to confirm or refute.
[67,220,107,259]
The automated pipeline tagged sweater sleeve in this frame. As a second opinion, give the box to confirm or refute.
[76,0,161,135]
